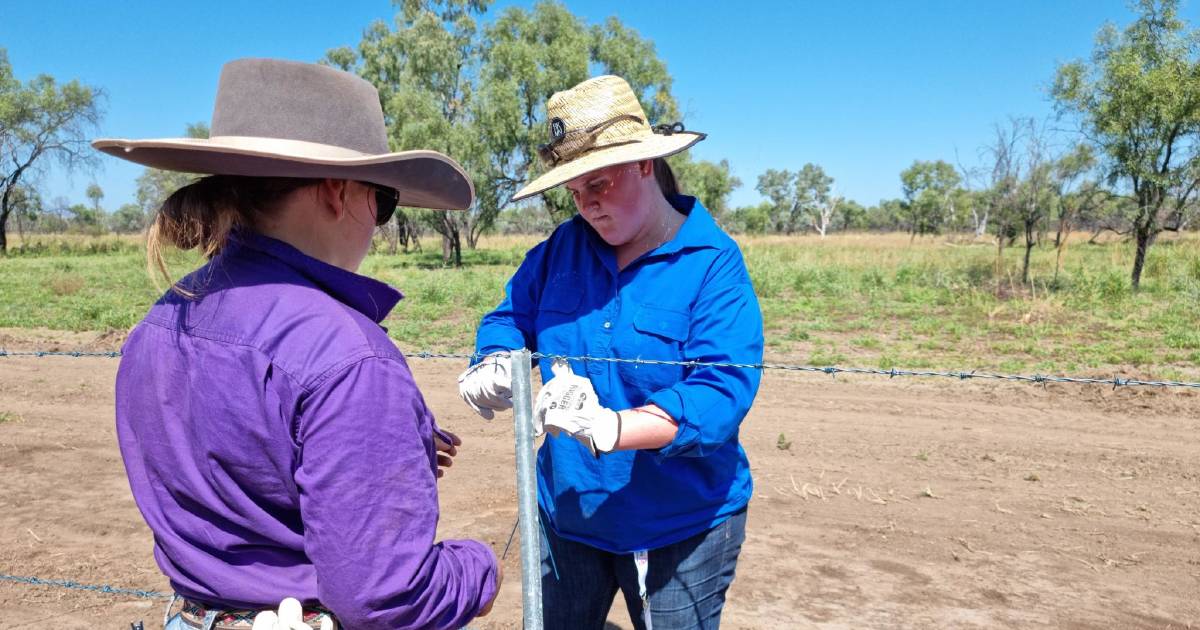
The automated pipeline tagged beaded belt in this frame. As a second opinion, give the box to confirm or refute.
[173,597,338,630]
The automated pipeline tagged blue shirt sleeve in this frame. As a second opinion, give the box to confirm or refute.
[295,357,498,630]
[647,249,764,458]
[474,240,549,360]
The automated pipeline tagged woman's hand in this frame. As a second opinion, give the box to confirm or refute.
[535,361,620,455]
[251,598,333,630]
[457,353,514,419]
[434,430,462,478]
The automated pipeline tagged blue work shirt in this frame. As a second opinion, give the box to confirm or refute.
[475,196,764,553]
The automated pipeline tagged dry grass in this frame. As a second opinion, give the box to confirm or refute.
[49,275,85,296]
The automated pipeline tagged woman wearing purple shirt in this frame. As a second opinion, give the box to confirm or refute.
[96,59,500,629]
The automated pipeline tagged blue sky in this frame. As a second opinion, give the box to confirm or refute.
[3,0,1193,210]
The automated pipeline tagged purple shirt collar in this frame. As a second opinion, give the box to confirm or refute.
[227,230,402,324]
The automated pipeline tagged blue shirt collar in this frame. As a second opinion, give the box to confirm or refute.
[228,230,402,324]
[659,195,720,256]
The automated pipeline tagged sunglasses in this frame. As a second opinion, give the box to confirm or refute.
[364,183,400,226]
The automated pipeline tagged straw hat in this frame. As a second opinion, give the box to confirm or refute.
[92,58,474,211]
[511,75,705,201]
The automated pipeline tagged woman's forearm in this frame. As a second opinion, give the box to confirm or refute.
[613,405,678,451]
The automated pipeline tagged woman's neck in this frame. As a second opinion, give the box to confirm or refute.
[615,195,685,270]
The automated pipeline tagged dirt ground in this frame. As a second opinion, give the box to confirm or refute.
[1,328,1198,629]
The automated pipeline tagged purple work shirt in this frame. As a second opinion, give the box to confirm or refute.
[115,231,497,630]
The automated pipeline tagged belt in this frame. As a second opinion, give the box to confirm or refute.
[165,595,338,630]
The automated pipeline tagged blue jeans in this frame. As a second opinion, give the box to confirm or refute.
[540,507,747,630]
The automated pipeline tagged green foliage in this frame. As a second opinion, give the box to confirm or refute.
[85,183,103,210]
[1052,0,1200,288]
[670,157,740,218]
[0,47,103,253]
[66,203,102,227]
[754,163,842,235]
[899,160,961,236]
[108,203,147,234]
[724,202,773,234]
[330,1,735,250]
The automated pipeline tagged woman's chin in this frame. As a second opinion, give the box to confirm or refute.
[597,231,631,247]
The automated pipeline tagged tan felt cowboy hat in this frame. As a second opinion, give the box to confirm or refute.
[512,75,706,201]
[93,58,474,211]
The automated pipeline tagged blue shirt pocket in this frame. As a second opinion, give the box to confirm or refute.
[616,304,690,395]
[536,272,584,353]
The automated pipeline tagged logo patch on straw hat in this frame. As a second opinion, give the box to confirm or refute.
[549,118,566,141]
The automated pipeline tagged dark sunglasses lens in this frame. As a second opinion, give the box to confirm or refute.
[374,187,398,226]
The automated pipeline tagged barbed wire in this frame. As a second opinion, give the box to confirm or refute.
[0,573,170,599]
[0,350,123,358]
[3,348,1199,389]
[1,348,1195,609]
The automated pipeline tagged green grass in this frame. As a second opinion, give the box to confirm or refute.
[1,231,1198,380]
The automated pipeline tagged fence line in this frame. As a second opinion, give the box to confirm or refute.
[3,345,1197,616]
[3,348,1199,390]
[0,573,170,600]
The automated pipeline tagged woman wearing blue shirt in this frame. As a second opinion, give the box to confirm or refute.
[459,75,763,629]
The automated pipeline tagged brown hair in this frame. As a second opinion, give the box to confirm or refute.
[146,175,317,293]
[652,158,681,199]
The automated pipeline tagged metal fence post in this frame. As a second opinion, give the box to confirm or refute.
[510,348,543,630]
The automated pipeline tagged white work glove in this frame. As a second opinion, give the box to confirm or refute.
[457,352,513,420]
[534,360,620,456]
[251,598,334,630]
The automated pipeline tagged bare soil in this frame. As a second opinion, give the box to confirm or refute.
[1,328,1198,629]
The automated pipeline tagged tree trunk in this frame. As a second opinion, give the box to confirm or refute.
[973,208,989,239]
[994,223,1007,294]
[15,205,25,245]
[0,204,10,255]
[385,218,399,255]
[0,185,13,255]
[440,222,462,267]
[1130,224,1153,291]
[1022,221,1035,284]
[1054,216,1071,285]
[1129,185,1164,292]
[466,219,480,249]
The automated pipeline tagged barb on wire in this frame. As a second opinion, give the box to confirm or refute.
[4,348,1198,390]
[0,573,170,600]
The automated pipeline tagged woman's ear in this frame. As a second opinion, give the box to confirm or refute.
[317,179,350,221]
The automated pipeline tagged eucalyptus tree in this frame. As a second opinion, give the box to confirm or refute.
[330,0,738,264]
[0,48,102,253]
[899,159,960,240]
[1053,0,1200,289]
